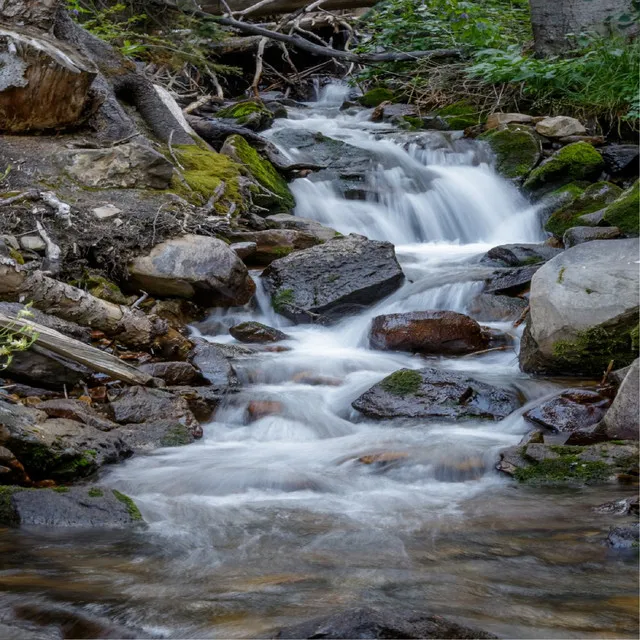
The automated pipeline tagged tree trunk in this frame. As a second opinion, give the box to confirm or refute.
[529,0,637,54]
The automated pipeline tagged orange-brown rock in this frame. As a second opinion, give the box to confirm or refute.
[369,311,489,355]
[292,372,342,386]
[357,452,409,466]
[246,400,283,422]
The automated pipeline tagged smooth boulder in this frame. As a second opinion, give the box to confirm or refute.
[562,226,622,248]
[535,116,586,138]
[128,234,255,305]
[468,293,528,322]
[352,368,520,421]
[229,321,288,343]
[600,359,639,441]
[482,243,561,267]
[520,239,639,376]
[262,234,404,324]
[369,311,489,355]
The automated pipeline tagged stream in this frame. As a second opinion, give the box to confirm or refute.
[0,85,637,639]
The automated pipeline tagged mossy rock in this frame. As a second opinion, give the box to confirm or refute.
[358,87,395,107]
[523,142,604,195]
[216,100,273,131]
[83,272,129,305]
[170,144,244,211]
[380,369,422,396]
[603,180,639,235]
[436,100,483,130]
[545,181,623,236]
[221,134,294,212]
[480,125,541,179]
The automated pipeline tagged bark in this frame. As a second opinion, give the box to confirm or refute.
[530,0,637,54]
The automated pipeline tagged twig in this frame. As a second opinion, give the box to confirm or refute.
[167,130,184,170]
[110,132,141,147]
[132,291,149,309]
[600,359,615,386]
[513,304,530,328]
[252,37,268,97]
[0,190,39,207]
[460,346,513,358]
[35,221,61,276]
[40,191,71,226]
[184,94,215,114]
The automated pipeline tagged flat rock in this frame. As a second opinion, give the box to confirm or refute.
[467,293,528,322]
[188,338,239,388]
[352,367,520,421]
[535,116,586,138]
[35,399,117,432]
[262,234,404,324]
[138,361,201,386]
[266,214,339,242]
[562,226,622,248]
[224,229,319,265]
[600,144,639,178]
[230,241,257,260]
[482,243,562,267]
[229,321,288,343]
[484,265,540,295]
[485,112,533,129]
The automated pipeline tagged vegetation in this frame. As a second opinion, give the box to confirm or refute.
[112,489,143,520]
[0,305,38,371]
[380,369,422,396]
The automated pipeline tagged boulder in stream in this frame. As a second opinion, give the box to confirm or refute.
[230,321,288,344]
[481,243,562,267]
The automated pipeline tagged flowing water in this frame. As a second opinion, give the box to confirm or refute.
[1,85,637,639]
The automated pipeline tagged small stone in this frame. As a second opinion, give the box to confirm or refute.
[357,452,409,466]
[92,204,122,220]
[535,116,586,138]
[1,235,19,250]
[485,113,533,130]
[19,235,46,252]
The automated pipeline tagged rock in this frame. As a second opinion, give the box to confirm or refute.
[224,229,319,265]
[358,88,395,107]
[273,606,497,639]
[262,234,404,324]
[482,243,561,267]
[19,235,46,252]
[600,359,639,441]
[166,386,226,422]
[128,234,255,305]
[467,294,528,322]
[576,209,607,226]
[221,134,294,212]
[523,389,611,433]
[230,241,257,260]
[188,338,238,388]
[434,100,481,130]
[291,372,342,386]
[600,145,639,178]
[369,311,489,356]
[535,116,586,138]
[562,226,622,247]
[602,180,639,235]
[266,214,339,243]
[216,100,273,131]
[607,523,639,549]
[92,204,122,220]
[594,496,639,515]
[138,361,201,386]
[484,265,540,295]
[117,418,197,450]
[0,485,143,528]
[0,446,30,485]
[523,142,604,195]
[485,113,533,130]
[610,363,633,386]
[480,125,541,179]
[246,400,283,422]
[0,400,131,482]
[497,441,638,484]
[229,321,288,343]
[62,141,174,189]
[519,239,639,376]
[544,181,622,236]
[352,368,520,421]
[35,399,117,432]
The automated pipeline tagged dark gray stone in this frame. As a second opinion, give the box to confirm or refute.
[467,293,528,322]
[188,338,239,388]
[607,523,639,549]
[562,226,622,248]
[138,361,201,386]
[484,265,540,295]
[5,346,91,389]
[482,243,562,267]
[601,144,639,178]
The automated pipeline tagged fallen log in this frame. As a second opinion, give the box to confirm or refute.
[201,0,375,18]
[0,311,154,386]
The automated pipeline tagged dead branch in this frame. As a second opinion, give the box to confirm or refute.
[35,221,61,276]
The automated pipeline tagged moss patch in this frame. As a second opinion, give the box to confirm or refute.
[603,180,639,235]
[480,126,541,179]
[88,487,103,498]
[436,100,482,129]
[359,87,395,107]
[514,448,611,484]
[217,100,272,128]
[523,142,604,194]
[545,181,622,236]
[380,369,422,396]
[272,288,294,313]
[160,425,192,447]
[112,489,143,521]
[0,486,22,526]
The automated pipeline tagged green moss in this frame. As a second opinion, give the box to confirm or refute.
[271,246,293,258]
[551,182,587,200]
[9,248,24,265]
[0,486,22,526]
[53,486,69,493]
[545,181,623,236]
[514,454,611,484]
[380,369,422,396]
[217,100,271,127]
[523,142,604,193]
[79,273,128,305]
[359,87,395,107]
[436,100,482,129]
[170,144,243,210]
[552,319,639,375]
[603,180,639,235]
[557,266,566,283]
[160,425,192,447]
[223,135,294,212]
[88,487,103,498]
[112,489,143,521]
[272,288,295,313]
[479,126,540,179]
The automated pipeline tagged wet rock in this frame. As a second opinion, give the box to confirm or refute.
[246,400,283,422]
[600,359,639,441]
[230,241,257,260]
[600,144,639,178]
[610,363,633,386]
[607,523,639,549]
[262,234,404,324]
[224,229,319,265]
[216,100,273,131]
[562,226,622,248]
[128,234,255,305]
[594,496,639,515]
[467,293,528,322]
[519,239,639,376]
[480,125,541,180]
[433,455,486,482]
[535,116,586,138]
[138,361,201,386]
[602,180,639,235]
[117,418,197,450]
[352,368,520,421]
[482,243,561,267]
[0,485,143,528]
[61,141,174,189]
[266,214,339,243]
[485,112,533,129]
[188,338,238,388]
[497,441,638,484]
[273,606,497,639]
[292,372,342,386]
[484,265,540,295]
[0,446,30,485]
[35,399,117,432]
[166,386,227,422]
[229,321,288,344]
[369,311,489,356]
[523,389,611,433]
[0,400,131,482]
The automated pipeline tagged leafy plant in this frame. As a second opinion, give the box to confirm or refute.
[0,305,38,370]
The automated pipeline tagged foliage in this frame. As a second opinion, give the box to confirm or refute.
[0,305,38,371]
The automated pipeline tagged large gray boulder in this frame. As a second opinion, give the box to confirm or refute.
[520,238,639,376]
[600,359,639,441]
[128,234,255,306]
[262,234,404,324]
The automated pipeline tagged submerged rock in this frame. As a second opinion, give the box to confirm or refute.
[352,368,520,421]
[229,321,288,343]
[519,239,639,376]
[594,496,639,516]
[369,311,489,355]
[262,234,404,324]
[607,523,639,549]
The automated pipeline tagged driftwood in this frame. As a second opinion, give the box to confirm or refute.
[202,0,376,17]
[0,311,154,386]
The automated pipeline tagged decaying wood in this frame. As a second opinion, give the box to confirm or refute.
[201,0,376,17]
[0,310,154,386]
[35,221,61,276]
[513,304,530,328]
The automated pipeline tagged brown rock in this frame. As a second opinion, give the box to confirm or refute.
[246,401,283,422]
[36,399,117,432]
[485,113,533,130]
[229,321,288,344]
[225,229,320,266]
[292,372,342,386]
[369,311,489,355]
[357,452,408,466]
[138,361,201,385]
